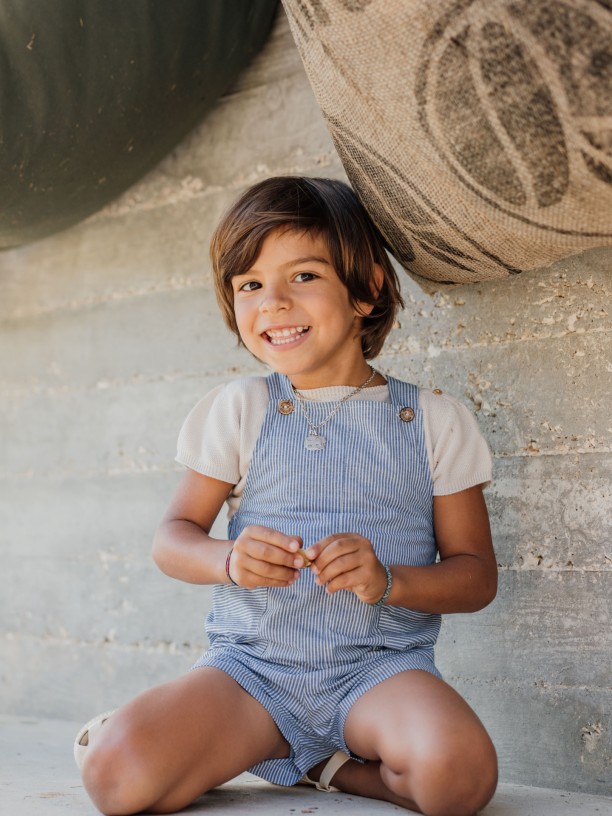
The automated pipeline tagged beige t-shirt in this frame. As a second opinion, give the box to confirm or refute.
[176,376,492,520]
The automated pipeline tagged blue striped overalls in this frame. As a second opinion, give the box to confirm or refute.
[193,373,441,785]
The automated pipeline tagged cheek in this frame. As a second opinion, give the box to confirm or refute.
[233,308,261,353]
[232,301,251,331]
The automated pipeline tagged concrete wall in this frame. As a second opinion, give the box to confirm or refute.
[1,8,610,796]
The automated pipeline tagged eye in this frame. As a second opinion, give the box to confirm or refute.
[294,272,318,283]
[236,280,261,292]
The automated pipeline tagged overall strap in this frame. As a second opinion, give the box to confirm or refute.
[386,375,419,411]
[266,372,292,401]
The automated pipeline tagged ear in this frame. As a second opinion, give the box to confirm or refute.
[355,263,384,317]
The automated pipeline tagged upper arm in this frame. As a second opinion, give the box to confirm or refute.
[433,485,497,577]
[160,468,234,534]
[424,389,492,495]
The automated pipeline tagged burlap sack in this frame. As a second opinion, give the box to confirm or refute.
[282,0,612,285]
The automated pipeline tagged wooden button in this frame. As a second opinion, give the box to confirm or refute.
[278,399,294,415]
[399,406,415,422]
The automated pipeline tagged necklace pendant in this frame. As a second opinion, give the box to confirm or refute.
[305,432,325,451]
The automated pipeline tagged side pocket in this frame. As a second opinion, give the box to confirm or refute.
[378,607,441,650]
[207,585,269,644]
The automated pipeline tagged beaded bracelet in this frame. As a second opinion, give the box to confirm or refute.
[225,546,239,586]
[371,564,392,606]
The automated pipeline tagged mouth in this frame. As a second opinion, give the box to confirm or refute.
[262,326,311,346]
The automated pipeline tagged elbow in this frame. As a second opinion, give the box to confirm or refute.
[151,535,163,570]
[477,570,498,610]
[481,587,497,610]
[151,526,170,574]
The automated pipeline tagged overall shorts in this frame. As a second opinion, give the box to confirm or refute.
[193,373,441,785]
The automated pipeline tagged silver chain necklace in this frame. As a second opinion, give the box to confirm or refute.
[291,366,377,450]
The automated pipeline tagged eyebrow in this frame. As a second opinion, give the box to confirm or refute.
[236,255,332,277]
[281,255,332,268]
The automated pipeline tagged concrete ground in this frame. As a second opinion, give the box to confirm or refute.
[2,716,610,816]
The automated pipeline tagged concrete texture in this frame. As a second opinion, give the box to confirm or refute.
[2,717,611,816]
[0,3,610,800]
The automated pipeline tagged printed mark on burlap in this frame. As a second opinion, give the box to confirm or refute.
[286,0,372,37]
[329,117,522,281]
[417,0,612,234]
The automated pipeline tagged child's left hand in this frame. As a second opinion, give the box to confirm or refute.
[305,534,388,605]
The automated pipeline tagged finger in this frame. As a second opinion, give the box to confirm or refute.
[310,535,362,574]
[249,570,300,587]
[322,566,365,595]
[236,536,302,567]
[245,554,300,583]
[293,549,312,569]
[264,576,300,587]
[242,525,302,552]
[234,546,299,578]
[306,534,345,571]
[231,556,299,588]
[315,552,363,586]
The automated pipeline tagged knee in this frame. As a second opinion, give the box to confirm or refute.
[421,744,497,816]
[383,737,498,816]
[81,730,157,816]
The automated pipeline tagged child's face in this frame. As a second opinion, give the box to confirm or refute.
[231,229,372,389]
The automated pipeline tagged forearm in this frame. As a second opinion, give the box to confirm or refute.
[385,554,497,614]
[152,519,232,585]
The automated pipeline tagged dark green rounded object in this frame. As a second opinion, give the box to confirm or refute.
[0,0,278,248]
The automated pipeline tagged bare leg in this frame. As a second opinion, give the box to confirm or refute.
[311,671,497,816]
[81,668,289,815]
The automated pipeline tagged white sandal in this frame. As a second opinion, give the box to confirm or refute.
[73,710,115,769]
[299,750,350,792]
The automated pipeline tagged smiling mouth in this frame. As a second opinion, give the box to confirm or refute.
[263,326,310,346]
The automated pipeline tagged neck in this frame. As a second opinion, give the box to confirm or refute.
[288,363,378,392]
[289,369,386,392]
[292,365,377,394]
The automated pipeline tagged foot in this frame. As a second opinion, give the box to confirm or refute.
[300,750,350,792]
[73,710,115,769]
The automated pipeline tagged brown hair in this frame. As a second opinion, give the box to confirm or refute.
[210,176,404,359]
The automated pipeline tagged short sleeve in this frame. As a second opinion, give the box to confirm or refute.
[176,384,241,484]
[175,376,269,496]
[420,390,493,495]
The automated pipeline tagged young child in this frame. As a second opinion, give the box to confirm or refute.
[76,177,498,816]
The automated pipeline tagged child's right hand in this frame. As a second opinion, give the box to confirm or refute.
[228,526,303,588]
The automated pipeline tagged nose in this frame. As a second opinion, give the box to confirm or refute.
[259,282,291,313]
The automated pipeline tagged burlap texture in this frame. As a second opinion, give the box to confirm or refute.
[282,0,612,285]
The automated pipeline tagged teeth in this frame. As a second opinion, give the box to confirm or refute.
[266,326,309,345]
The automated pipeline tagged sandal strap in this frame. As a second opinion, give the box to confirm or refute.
[317,750,350,792]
